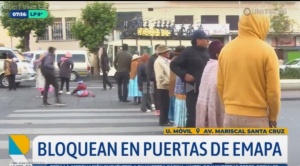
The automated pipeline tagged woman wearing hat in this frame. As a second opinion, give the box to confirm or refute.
[128,53,142,105]
[171,46,187,127]
[196,40,225,128]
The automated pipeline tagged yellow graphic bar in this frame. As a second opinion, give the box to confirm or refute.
[164,128,288,135]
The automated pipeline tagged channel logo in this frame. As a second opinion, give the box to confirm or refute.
[9,135,30,163]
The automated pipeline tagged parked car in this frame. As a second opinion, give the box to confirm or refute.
[22,50,91,81]
[0,47,36,87]
[280,58,300,73]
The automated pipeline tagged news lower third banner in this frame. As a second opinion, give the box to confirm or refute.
[8,132,288,165]
[163,128,288,135]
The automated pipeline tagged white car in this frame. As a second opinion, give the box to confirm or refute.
[0,47,36,87]
[279,58,300,73]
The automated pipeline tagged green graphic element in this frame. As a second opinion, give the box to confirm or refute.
[28,10,48,19]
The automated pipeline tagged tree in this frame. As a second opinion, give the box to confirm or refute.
[71,2,117,76]
[0,1,54,51]
[270,2,296,55]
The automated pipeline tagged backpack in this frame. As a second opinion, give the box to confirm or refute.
[10,61,18,75]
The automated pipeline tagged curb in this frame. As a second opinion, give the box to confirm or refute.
[281,98,300,101]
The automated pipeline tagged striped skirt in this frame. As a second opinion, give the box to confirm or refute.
[168,96,176,122]
[174,98,187,127]
[128,76,142,97]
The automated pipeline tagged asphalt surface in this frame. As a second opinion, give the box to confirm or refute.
[0,79,299,165]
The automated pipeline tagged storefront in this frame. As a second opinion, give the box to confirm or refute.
[202,24,230,43]
[271,36,300,62]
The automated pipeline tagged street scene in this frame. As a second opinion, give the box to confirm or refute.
[0,80,299,165]
[1,1,300,165]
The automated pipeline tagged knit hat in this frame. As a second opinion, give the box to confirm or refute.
[65,52,72,58]
[208,40,224,60]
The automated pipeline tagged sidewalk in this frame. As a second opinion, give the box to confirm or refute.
[281,79,300,91]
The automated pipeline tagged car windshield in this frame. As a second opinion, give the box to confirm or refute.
[22,53,34,62]
[286,60,299,65]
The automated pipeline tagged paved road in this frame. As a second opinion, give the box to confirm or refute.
[0,80,299,165]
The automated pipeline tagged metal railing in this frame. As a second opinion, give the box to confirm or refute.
[65,21,75,40]
[51,22,63,40]
[38,26,49,41]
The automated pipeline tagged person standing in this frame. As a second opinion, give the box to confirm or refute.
[129,53,142,104]
[137,53,152,112]
[146,44,161,115]
[217,14,280,128]
[154,45,172,126]
[114,44,132,102]
[34,52,53,97]
[196,40,224,128]
[170,30,210,127]
[3,53,17,91]
[41,47,65,106]
[58,52,74,95]
[100,48,112,90]
[169,46,186,127]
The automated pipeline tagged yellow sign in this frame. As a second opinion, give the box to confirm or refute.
[137,28,171,37]
[164,128,288,135]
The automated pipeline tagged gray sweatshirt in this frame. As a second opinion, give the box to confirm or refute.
[42,53,55,74]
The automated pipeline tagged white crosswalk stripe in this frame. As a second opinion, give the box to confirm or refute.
[0,108,163,160]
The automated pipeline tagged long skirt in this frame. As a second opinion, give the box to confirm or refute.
[174,98,187,127]
[36,68,53,92]
[128,76,142,97]
[168,96,176,122]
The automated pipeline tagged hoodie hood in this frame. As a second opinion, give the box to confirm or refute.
[61,57,69,61]
[238,14,270,40]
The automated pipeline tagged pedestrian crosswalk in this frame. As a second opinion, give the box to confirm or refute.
[0,108,163,163]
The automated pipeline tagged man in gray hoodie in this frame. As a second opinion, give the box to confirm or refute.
[41,47,65,106]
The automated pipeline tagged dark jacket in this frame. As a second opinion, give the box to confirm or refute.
[137,63,148,90]
[114,50,132,73]
[58,57,74,78]
[101,56,110,72]
[146,53,158,82]
[170,45,209,92]
[41,53,55,75]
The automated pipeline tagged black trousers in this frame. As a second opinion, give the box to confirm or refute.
[116,72,129,101]
[186,91,199,127]
[102,72,112,89]
[140,85,152,112]
[43,74,60,103]
[7,74,16,90]
[152,81,160,110]
[157,89,170,125]
[60,77,70,92]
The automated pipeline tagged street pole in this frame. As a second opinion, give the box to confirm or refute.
[10,36,12,48]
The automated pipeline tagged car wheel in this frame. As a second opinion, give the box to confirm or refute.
[0,75,9,88]
[16,82,21,87]
[70,72,78,82]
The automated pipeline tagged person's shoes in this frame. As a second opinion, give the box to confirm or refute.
[59,90,63,94]
[133,101,139,105]
[42,103,52,106]
[123,99,131,102]
[55,102,66,106]
[109,85,113,90]
[66,91,71,95]
[159,122,173,126]
[146,109,152,113]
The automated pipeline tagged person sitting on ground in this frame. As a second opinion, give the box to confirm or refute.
[71,81,95,97]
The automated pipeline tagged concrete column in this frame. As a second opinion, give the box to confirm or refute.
[48,25,52,41]
[62,17,66,40]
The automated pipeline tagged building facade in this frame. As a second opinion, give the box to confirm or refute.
[1,1,300,60]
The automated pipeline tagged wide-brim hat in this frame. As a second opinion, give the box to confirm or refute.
[173,46,186,55]
[157,45,170,54]
[132,54,140,60]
